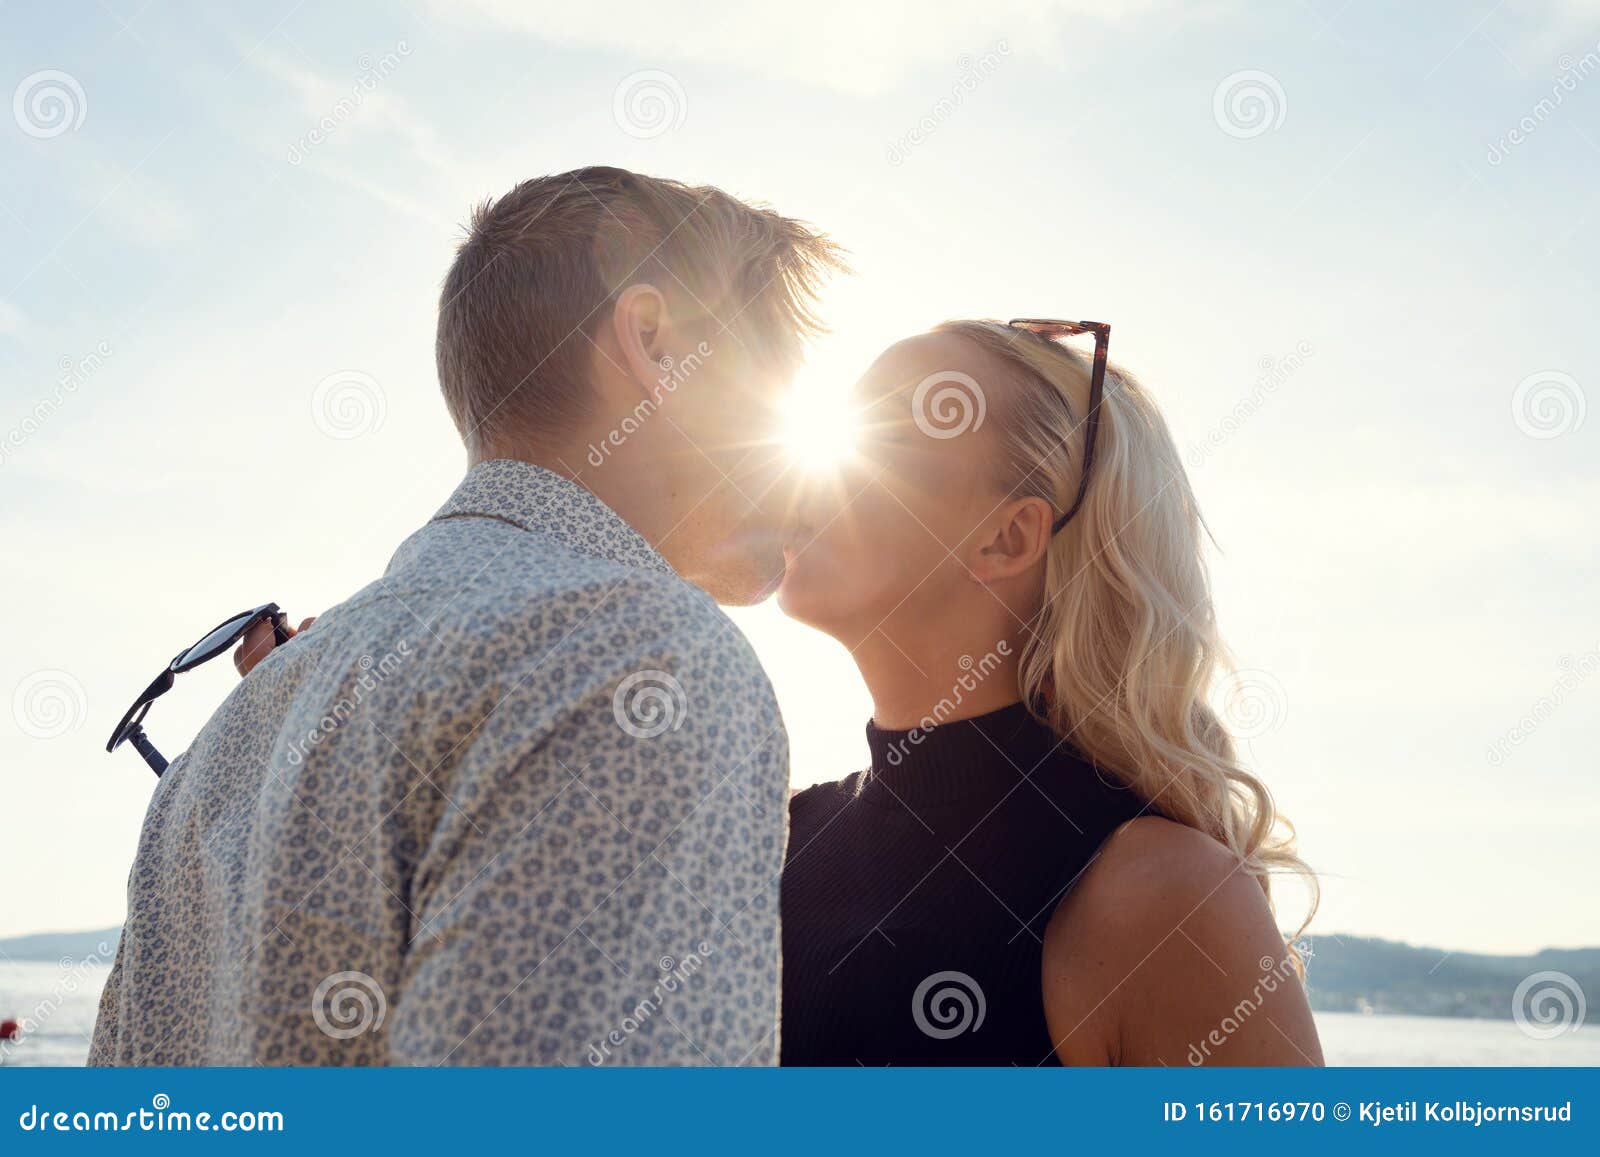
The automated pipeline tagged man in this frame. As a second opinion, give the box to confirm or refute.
[90,166,844,1065]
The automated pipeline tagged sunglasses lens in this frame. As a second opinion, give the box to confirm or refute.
[174,609,266,672]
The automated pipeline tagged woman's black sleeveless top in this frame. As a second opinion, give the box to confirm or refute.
[781,702,1145,1065]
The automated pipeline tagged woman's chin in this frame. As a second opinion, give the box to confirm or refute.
[775,567,828,629]
[774,573,807,621]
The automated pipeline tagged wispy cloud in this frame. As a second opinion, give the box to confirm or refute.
[432,0,1176,95]
[252,44,451,172]
[78,158,190,248]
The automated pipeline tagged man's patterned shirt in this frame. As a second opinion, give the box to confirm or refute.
[90,459,789,1065]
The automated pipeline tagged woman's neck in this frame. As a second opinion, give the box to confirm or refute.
[852,622,1025,731]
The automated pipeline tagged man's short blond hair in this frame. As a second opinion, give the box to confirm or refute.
[436,166,845,457]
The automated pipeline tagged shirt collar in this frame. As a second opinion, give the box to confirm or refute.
[431,458,673,575]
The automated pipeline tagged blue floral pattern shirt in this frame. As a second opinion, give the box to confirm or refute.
[90,459,789,1066]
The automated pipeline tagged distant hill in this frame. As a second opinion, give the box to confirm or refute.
[3,927,1595,1023]
[0,927,120,963]
[1302,934,1600,1021]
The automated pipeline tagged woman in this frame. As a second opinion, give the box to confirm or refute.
[776,319,1321,1066]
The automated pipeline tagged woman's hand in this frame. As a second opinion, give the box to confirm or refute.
[1042,816,1323,1067]
[233,615,317,677]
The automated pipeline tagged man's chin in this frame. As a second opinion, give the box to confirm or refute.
[689,540,787,607]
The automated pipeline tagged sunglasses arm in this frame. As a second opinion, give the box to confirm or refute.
[124,724,169,777]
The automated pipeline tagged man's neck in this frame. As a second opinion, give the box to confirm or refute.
[475,444,677,551]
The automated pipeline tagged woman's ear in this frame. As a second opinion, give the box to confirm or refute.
[609,283,668,397]
[971,497,1054,584]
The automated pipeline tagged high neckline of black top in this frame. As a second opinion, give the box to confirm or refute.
[861,700,1064,807]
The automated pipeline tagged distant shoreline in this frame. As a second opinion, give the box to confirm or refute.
[4,928,1595,1024]
[0,927,121,963]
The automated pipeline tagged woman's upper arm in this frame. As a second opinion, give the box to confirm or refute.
[1042,816,1323,1067]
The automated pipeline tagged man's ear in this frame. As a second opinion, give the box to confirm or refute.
[971,497,1054,584]
[609,283,668,397]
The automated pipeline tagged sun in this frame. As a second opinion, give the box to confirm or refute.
[780,373,860,474]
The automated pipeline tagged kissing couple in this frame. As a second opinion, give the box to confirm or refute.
[93,166,1321,1067]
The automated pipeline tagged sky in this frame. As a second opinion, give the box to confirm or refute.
[1,0,1597,955]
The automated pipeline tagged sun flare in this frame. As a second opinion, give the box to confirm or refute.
[780,375,860,474]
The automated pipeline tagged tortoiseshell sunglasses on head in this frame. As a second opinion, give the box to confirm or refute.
[1005,318,1111,533]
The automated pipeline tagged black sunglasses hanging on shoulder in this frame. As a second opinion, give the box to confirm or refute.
[106,602,288,776]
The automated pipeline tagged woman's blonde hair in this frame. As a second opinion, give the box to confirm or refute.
[937,320,1316,952]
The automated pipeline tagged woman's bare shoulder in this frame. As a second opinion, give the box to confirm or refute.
[1042,817,1322,1066]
